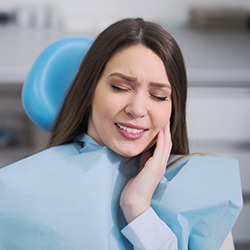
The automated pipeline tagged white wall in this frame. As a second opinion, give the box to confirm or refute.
[1,0,250,31]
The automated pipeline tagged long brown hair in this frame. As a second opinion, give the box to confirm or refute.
[48,18,189,155]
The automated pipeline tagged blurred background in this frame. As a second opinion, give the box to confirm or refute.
[0,0,249,249]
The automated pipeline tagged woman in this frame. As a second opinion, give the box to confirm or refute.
[50,17,186,248]
[0,18,242,249]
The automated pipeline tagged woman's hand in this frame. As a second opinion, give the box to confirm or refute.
[120,125,172,223]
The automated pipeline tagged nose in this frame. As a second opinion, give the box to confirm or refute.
[124,93,147,118]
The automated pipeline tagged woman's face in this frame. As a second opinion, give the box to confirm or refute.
[88,45,172,158]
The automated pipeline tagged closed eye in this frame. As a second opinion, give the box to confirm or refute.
[150,94,168,102]
[111,84,129,92]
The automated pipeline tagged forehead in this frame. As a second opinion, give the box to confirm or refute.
[103,45,169,83]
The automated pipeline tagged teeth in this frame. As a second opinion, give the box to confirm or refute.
[117,124,144,134]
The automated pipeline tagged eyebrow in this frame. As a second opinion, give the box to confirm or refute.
[149,82,172,90]
[108,72,171,89]
[108,72,137,82]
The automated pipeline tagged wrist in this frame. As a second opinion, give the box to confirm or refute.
[121,203,150,224]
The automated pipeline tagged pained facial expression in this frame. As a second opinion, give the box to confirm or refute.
[87,45,172,158]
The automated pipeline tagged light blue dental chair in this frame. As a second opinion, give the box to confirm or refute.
[22,37,93,131]
[21,37,235,250]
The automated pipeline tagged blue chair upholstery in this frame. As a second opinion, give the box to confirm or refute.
[22,37,93,131]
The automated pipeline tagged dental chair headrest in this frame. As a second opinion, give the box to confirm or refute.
[22,37,93,131]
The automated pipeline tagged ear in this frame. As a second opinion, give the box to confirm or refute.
[22,37,93,131]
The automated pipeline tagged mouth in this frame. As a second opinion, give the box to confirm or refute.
[115,122,148,139]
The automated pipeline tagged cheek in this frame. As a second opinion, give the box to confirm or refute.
[93,94,122,121]
[153,104,172,129]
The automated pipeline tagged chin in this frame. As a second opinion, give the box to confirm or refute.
[111,140,152,158]
[118,150,140,158]
[114,147,142,158]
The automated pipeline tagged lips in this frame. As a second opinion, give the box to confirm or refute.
[116,123,144,134]
[115,122,148,139]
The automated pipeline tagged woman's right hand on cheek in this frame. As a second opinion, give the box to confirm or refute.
[120,125,172,223]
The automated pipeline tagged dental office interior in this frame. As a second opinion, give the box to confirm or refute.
[0,0,249,249]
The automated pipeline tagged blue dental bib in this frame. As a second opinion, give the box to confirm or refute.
[0,134,243,249]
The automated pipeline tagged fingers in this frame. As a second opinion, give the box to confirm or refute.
[137,124,172,184]
[162,124,172,161]
[152,123,172,167]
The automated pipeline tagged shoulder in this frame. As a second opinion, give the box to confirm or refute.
[0,143,80,178]
[154,154,243,249]
[166,154,239,180]
[163,154,242,209]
